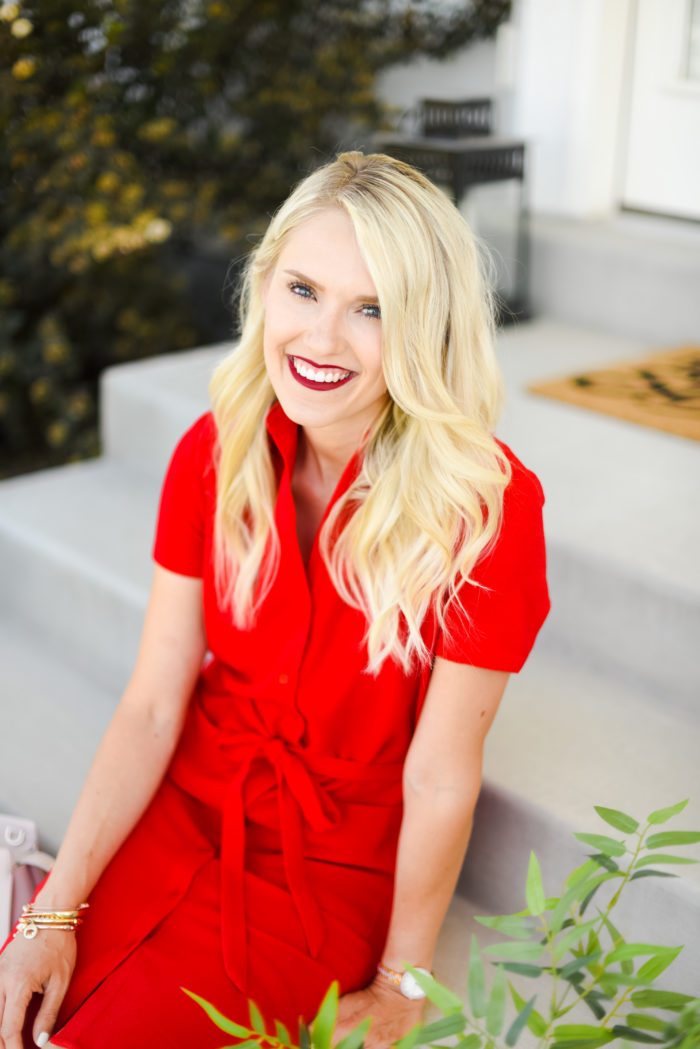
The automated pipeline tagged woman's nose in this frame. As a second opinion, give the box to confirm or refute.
[306,306,343,353]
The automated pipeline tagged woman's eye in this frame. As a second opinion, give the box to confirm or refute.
[361,303,381,320]
[289,281,314,299]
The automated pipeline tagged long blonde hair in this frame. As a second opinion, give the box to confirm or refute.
[210,151,510,672]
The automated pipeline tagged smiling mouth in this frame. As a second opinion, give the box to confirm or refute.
[288,355,355,390]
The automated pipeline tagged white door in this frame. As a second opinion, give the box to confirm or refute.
[623,0,700,219]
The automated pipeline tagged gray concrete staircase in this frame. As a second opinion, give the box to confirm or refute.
[1,320,699,1002]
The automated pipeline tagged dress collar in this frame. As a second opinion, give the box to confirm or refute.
[265,400,299,470]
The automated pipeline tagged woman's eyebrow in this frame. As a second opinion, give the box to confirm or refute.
[283,268,379,303]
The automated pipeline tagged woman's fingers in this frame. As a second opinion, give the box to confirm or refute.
[32,975,66,1049]
[0,979,32,1049]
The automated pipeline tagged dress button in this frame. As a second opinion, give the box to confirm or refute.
[279,673,289,685]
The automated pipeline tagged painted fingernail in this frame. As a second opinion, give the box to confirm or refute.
[36,1033,49,1047]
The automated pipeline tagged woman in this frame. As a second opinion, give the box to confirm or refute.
[0,151,549,1049]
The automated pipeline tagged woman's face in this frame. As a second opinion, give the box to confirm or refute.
[262,207,388,451]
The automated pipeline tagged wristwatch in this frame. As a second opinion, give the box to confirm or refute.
[377,963,431,1000]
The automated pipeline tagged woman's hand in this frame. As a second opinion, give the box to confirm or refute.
[335,978,423,1049]
[0,930,76,1049]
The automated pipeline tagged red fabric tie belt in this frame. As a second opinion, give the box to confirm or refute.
[167,709,404,989]
[220,732,340,985]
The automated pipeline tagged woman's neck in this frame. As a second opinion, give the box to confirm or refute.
[290,428,359,564]
[295,426,358,496]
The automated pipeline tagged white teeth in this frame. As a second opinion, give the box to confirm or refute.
[292,358,351,383]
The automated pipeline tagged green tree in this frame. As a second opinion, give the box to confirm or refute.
[0,0,510,474]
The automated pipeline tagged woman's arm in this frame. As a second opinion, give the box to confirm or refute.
[335,657,509,1048]
[0,565,206,1049]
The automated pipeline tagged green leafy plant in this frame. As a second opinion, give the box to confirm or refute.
[186,800,700,1049]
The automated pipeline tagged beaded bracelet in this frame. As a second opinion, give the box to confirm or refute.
[17,903,89,940]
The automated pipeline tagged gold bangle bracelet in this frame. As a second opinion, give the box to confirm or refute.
[18,903,89,939]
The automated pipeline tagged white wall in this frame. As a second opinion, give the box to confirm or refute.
[376,0,635,220]
[376,38,498,125]
[508,0,633,217]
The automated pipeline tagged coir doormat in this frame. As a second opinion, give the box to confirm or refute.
[529,346,700,442]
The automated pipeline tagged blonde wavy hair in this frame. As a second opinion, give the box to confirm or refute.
[210,151,510,673]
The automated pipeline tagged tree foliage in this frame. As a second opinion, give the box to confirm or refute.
[0,0,510,474]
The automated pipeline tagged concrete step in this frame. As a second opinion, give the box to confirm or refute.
[0,615,116,854]
[497,319,700,712]
[101,343,226,480]
[461,642,700,997]
[0,457,156,692]
[530,212,700,345]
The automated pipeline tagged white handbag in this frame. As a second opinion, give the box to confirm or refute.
[0,814,55,945]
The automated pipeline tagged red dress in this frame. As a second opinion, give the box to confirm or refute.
[51,404,549,1048]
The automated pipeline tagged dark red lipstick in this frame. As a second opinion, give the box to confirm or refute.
[287,355,355,391]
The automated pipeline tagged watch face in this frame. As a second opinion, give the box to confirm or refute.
[399,968,430,1000]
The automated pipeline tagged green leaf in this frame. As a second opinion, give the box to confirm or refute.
[485,965,507,1036]
[645,831,700,849]
[417,1014,466,1041]
[594,806,639,833]
[550,872,619,933]
[599,914,632,973]
[634,853,698,867]
[559,952,603,979]
[311,981,338,1049]
[624,1014,670,1033]
[181,989,251,1037]
[333,1018,371,1049]
[458,1036,482,1049]
[580,991,608,1021]
[249,999,265,1036]
[589,853,619,873]
[580,882,609,917]
[630,989,695,1011]
[394,1024,422,1049]
[508,984,546,1038]
[574,833,626,857]
[483,940,544,962]
[637,946,683,982]
[275,1020,292,1046]
[504,996,536,1047]
[468,935,487,1018]
[526,852,546,915]
[553,1024,615,1041]
[610,1024,664,1043]
[646,799,689,824]
[598,972,648,992]
[565,859,600,889]
[551,1040,613,1049]
[501,962,544,977]
[405,966,463,1014]
[605,943,679,964]
[475,915,536,940]
[300,1020,311,1049]
[552,919,599,962]
[630,870,677,882]
[599,911,624,948]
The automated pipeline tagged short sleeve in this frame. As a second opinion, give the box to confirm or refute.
[435,444,550,672]
[152,413,216,578]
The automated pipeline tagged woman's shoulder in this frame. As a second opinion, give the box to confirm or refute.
[166,411,218,478]
[494,437,545,511]
[176,411,217,454]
